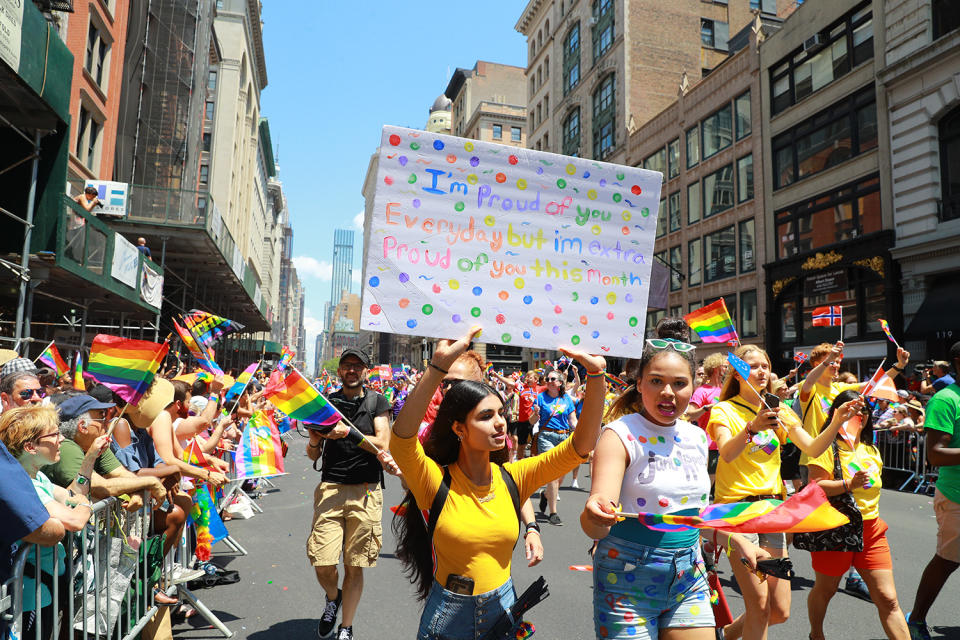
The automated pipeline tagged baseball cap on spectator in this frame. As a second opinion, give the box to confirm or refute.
[0,357,37,378]
[88,384,117,405]
[339,348,369,368]
[896,390,909,400]
[58,394,115,421]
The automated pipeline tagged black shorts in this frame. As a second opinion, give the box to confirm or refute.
[780,442,801,480]
[707,449,719,475]
[507,421,520,436]
[514,420,533,446]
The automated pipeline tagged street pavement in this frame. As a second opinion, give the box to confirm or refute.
[174,435,960,640]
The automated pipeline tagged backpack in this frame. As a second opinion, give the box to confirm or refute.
[425,465,522,550]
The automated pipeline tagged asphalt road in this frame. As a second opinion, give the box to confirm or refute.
[173,435,960,640]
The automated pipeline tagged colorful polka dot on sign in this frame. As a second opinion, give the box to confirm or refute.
[532,317,542,327]
[498,290,509,301]
[508,155,518,165]
[384,176,393,186]
[523,295,533,304]
[369,304,381,315]
[571,335,580,345]
[472,286,483,296]
[406,319,417,328]
[398,272,410,283]
[464,141,474,151]
[432,284,441,293]
[452,314,462,323]
[388,134,401,146]
[433,140,444,150]
[631,185,642,195]
[495,173,507,183]
[496,314,506,324]
[446,154,457,163]
[556,178,567,188]
[523,331,531,339]
[471,307,481,317]
[554,305,563,314]
[368,276,380,287]
[422,304,434,315]
[398,298,410,309]
[501,333,511,342]
[448,279,460,290]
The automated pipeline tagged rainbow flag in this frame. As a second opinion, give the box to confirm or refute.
[38,342,68,377]
[225,362,259,401]
[684,298,739,344]
[604,372,629,392]
[88,335,169,405]
[367,369,381,384]
[173,319,223,375]
[182,438,211,468]
[196,371,213,383]
[624,483,849,534]
[183,309,244,346]
[188,484,228,561]
[264,368,345,426]
[277,346,295,370]
[73,352,86,391]
[234,410,285,479]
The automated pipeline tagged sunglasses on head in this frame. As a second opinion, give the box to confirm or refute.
[17,388,45,400]
[645,338,696,353]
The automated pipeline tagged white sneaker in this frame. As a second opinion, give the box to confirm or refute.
[571,479,580,489]
[170,563,205,584]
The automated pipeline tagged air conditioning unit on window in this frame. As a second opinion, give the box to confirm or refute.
[588,16,598,26]
[803,33,824,53]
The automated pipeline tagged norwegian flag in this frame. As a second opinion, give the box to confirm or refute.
[861,360,888,399]
[794,352,809,365]
[812,306,843,327]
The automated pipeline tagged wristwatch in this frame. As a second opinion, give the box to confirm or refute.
[76,474,89,486]
[524,522,541,536]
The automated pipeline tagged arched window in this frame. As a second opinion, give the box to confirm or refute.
[562,108,581,157]
[940,105,960,221]
[563,23,580,96]
[593,74,616,159]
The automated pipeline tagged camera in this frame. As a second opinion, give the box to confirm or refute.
[913,361,936,377]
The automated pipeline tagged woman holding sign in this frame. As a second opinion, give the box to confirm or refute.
[706,344,858,640]
[805,390,910,640]
[390,326,606,639]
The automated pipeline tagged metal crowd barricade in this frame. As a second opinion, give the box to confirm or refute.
[216,445,249,556]
[875,428,939,493]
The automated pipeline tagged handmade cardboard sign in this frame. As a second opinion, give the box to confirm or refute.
[360,125,663,358]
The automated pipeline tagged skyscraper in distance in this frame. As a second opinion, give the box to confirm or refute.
[331,229,354,309]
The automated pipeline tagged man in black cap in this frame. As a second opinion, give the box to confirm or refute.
[306,347,397,640]
[42,394,166,513]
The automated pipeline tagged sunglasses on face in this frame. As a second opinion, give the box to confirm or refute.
[645,338,696,353]
[17,388,45,400]
[546,377,561,383]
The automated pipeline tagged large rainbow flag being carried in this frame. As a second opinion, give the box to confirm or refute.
[234,410,285,479]
[264,368,345,427]
[683,298,739,344]
[38,342,69,377]
[173,319,223,375]
[87,335,169,405]
[183,309,244,346]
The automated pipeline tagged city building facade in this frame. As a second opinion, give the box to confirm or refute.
[445,61,528,148]
[425,94,452,134]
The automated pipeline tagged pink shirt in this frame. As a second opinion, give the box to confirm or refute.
[690,384,721,449]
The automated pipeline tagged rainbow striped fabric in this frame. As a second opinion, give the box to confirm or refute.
[277,346,295,370]
[225,362,259,400]
[182,438,210,468]
[234,411,285,479]
[625,483,849,534]
[38,342,68,377]
[87,334,169,405]
[73,352,86,391]
[173,319,222,375]
[264,368,344,426]
[683,298,739,344]
[183,309,244,346]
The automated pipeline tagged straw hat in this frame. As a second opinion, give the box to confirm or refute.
[0,349,19,367]
[905,397,925,415]
[127,378,175,428]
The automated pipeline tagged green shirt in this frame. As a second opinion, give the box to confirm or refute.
[925,383,960,504]
[41,438,122,487]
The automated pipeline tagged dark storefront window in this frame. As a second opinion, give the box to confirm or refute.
[740,290,758,338]
[940,105,960,222]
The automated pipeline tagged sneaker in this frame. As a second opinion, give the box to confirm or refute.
[548,512,563,526]
[905,612,932,640]
[539,492,547,515]
[336,626,353,640]
[317,589,342,639]
[844,576,872,601]
[571,478,580,489]
[170,563,205,584]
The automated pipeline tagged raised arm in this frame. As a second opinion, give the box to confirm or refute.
[559,347,605,458]
[787,398,861,458]
[800,342,842,402]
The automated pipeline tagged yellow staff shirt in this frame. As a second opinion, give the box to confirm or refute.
[707,395,788,503]
[798,381,860,466]
[807,440,883,520]
[391,430,586,594]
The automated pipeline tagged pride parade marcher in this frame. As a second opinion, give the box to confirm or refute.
[390,327,605,639]
[534,368,578,525]
[580,318,767,640]
[805,390,910,640]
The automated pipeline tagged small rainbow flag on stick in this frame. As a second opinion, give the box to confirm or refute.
[225,362,259,401]
[88,335,169,405]
[264,368,345,427]
[234,410,285,479]
[276,346,295,370]
[37,341,69,377]
[73,352,86,391]
[879,319,900,350]
[182,438,211,468]
[173,319,222,375]
[684,298,739,344]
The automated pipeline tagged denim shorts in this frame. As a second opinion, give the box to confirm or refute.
[417,578,516,640]
[594,536,715,639]
[537,429,569,454]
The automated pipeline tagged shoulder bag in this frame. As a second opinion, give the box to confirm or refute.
[792,442,863,552]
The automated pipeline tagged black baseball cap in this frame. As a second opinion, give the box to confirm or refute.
[339,348,369,368]
[949,340,960,364]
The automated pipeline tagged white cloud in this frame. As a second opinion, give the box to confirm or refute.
[352,270,361,285]
[352,211,364,230]
[301,313,325,374]
[293,256,333,280]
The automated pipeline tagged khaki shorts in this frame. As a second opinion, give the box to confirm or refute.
[306,482,383,568]
[934,488,960,563]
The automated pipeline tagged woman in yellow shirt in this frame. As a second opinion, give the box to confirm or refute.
[706,344,852,640]
[806,390,910,640]
[390,327,606,639]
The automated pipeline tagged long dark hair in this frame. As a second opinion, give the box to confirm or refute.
[607,317,696,421]
[826,389,876,448]
[392,380,507,601]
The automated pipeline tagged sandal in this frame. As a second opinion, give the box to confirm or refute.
[152,585,180,606]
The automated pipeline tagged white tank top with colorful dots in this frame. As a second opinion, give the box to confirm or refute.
[604,412,711,515]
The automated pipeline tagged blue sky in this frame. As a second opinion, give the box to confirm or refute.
[260,2,529,367]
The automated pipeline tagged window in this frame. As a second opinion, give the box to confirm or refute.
[562,108,581,156]
[493,124,503,139]
[940,105,960,222]
[199,164,210,186]
[934,0,960,39]
[702,104,732,158]
[511,126,522,142]
[751,0,777,13]
[205,101,215,120]
[668,138,680,179]
[703,164,734,217]
[563,23,581,95]
[704,226,736,282]
[537,104,542,127]
[687,181,701,224]
[670,305,682,318]
[737,154,754,202]
[769,3,872,115]
[774,175,881,258]
[74,105,101,169]
[735,91,751,139]
[669,245,682,291]
[656,198,667,238]
[592,74,616,159]
[739,290,758,337]
[701,19,729,51]
[686,126,700,168]
[207,70,218,91]
[592,0,615,61]
[644,147,666,181]
[544,56,549,79]
[739,218,755,273]
[688,239,702,286]
[202,132,212,152]
[85,22,110,87]
[772,87,876,189]
[669,192,681,232]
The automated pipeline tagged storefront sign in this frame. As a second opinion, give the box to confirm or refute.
[804,268,848,297]
[0,0,24,73]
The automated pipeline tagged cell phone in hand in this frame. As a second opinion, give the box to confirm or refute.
[764,393,780,409]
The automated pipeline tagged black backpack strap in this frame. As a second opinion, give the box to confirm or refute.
[426,468,452,541]
[498,465,523,549]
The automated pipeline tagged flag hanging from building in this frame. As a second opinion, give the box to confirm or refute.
[812,306,843,327]
[38,342,69,377]
[183,309,245,346]
[683,298,739,344]
[173,319,223,375]
[73,352,86,391]
[234,410,285,479]
[87,334,169,405]
[225,362,259,401]
[264,368,345,426]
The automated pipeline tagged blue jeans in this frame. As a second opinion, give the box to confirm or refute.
[417,578,516,640]
[537,428,569,454]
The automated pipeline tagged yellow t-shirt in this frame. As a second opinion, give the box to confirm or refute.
[799,381,860,465]
[390,430,586,594]
[707,395,788,503]
[807,440,883,520]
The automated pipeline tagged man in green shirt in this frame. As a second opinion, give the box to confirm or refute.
[907,341,960,640]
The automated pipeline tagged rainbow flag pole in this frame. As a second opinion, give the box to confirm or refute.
[224,360,262,416]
